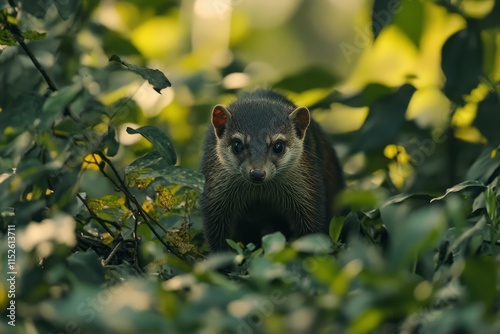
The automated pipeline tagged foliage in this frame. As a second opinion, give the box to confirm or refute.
[0,0,500,333]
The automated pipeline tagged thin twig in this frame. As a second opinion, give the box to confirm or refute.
[9,27,58,92]
[77,193,117,238]
[102,240,123,266]
[95,152,187,260]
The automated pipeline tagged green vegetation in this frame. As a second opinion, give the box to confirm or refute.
[1,0,500,333]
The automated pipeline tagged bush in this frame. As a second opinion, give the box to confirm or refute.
[1,1,500,333]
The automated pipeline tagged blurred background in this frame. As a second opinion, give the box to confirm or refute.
[90,0,497,196]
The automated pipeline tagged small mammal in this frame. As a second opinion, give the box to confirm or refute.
[200,89,344,252]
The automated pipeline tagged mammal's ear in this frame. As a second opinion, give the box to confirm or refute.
[211,105,231,138]
[288,107,310,139]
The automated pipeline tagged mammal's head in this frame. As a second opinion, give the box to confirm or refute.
[211,91,310,183]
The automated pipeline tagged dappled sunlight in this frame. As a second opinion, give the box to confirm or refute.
[345,25,419,90]
[131,16,183,59]
[314,104,369,134]
[460,0,496,18]
[415,4,465,87]
[192,0,231,55]
[158,101,193,142]
[406,88,450,128]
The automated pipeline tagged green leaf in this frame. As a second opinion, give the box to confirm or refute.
[430,180,487,202]
[43,82,83,115]
[226,239,243,253]
[248,256,286,280]
[0,159,46,207]
[441,28,483,105]
[126,126,176,165]
[274,66,340,92]
[309,83,394,110]
[371,0,396,40]
[466,146,500,183]
[387,207,446,271]
[109,55,171,93]
[339,83,396,108]
[21,30,47,41]
[54,0,80,20]
[351,83,416,153]
[66,250,105,285]
[261,232,286,255]
[47,170,79,210]
[383,193,434,206]
[341,211,362,238]
[393,0,424,47]
[291,234,333,254]
[308,90,343,109]
[474,92,500,146]
[337,189,381,211]
[101,26,140,56]
[20,0,54,18]
[138,166,205,193]
[195,253,236,272]
[462,256,497,310]
[125,151,167,174]
[104,126,119,157]
[329,216,345,243]
[0,29,16,46]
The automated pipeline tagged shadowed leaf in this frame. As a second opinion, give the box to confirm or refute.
[126,126,177,165]
[109,55,171,93]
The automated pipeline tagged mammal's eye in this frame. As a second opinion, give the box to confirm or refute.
[272,141,285,155]
[231,139,244,155]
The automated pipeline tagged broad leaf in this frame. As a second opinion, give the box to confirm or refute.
[350,83,416,153]
[291,234,333,254]
[474,92,500,146]
[462,256,497,310]
[430,180,487,202]
[43,82,83,115]
[329,216,345,243]
[441,28,483,105]
[309,83,394,110]
[109,55,171,93]
[274,66,340,92]
[393,0,424,47]
[387,207,446,271]
[466,146,500,183]
[126,126,177,165]
[372,0,397,40]
[104,126,119,157]
[21,30,47,41]
[261,232,286,255]
[138,165,205,193]
[54,0,81,20]
[66,250,106,285]
[0,30,16,46]
[20,0,54,18]
[125,151,167,173]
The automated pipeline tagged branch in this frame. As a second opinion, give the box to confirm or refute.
[8,25,58,92]
[77,193,118,239]
[95,152,188,261]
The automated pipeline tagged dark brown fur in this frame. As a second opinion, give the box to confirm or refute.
[200,89,344,252]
